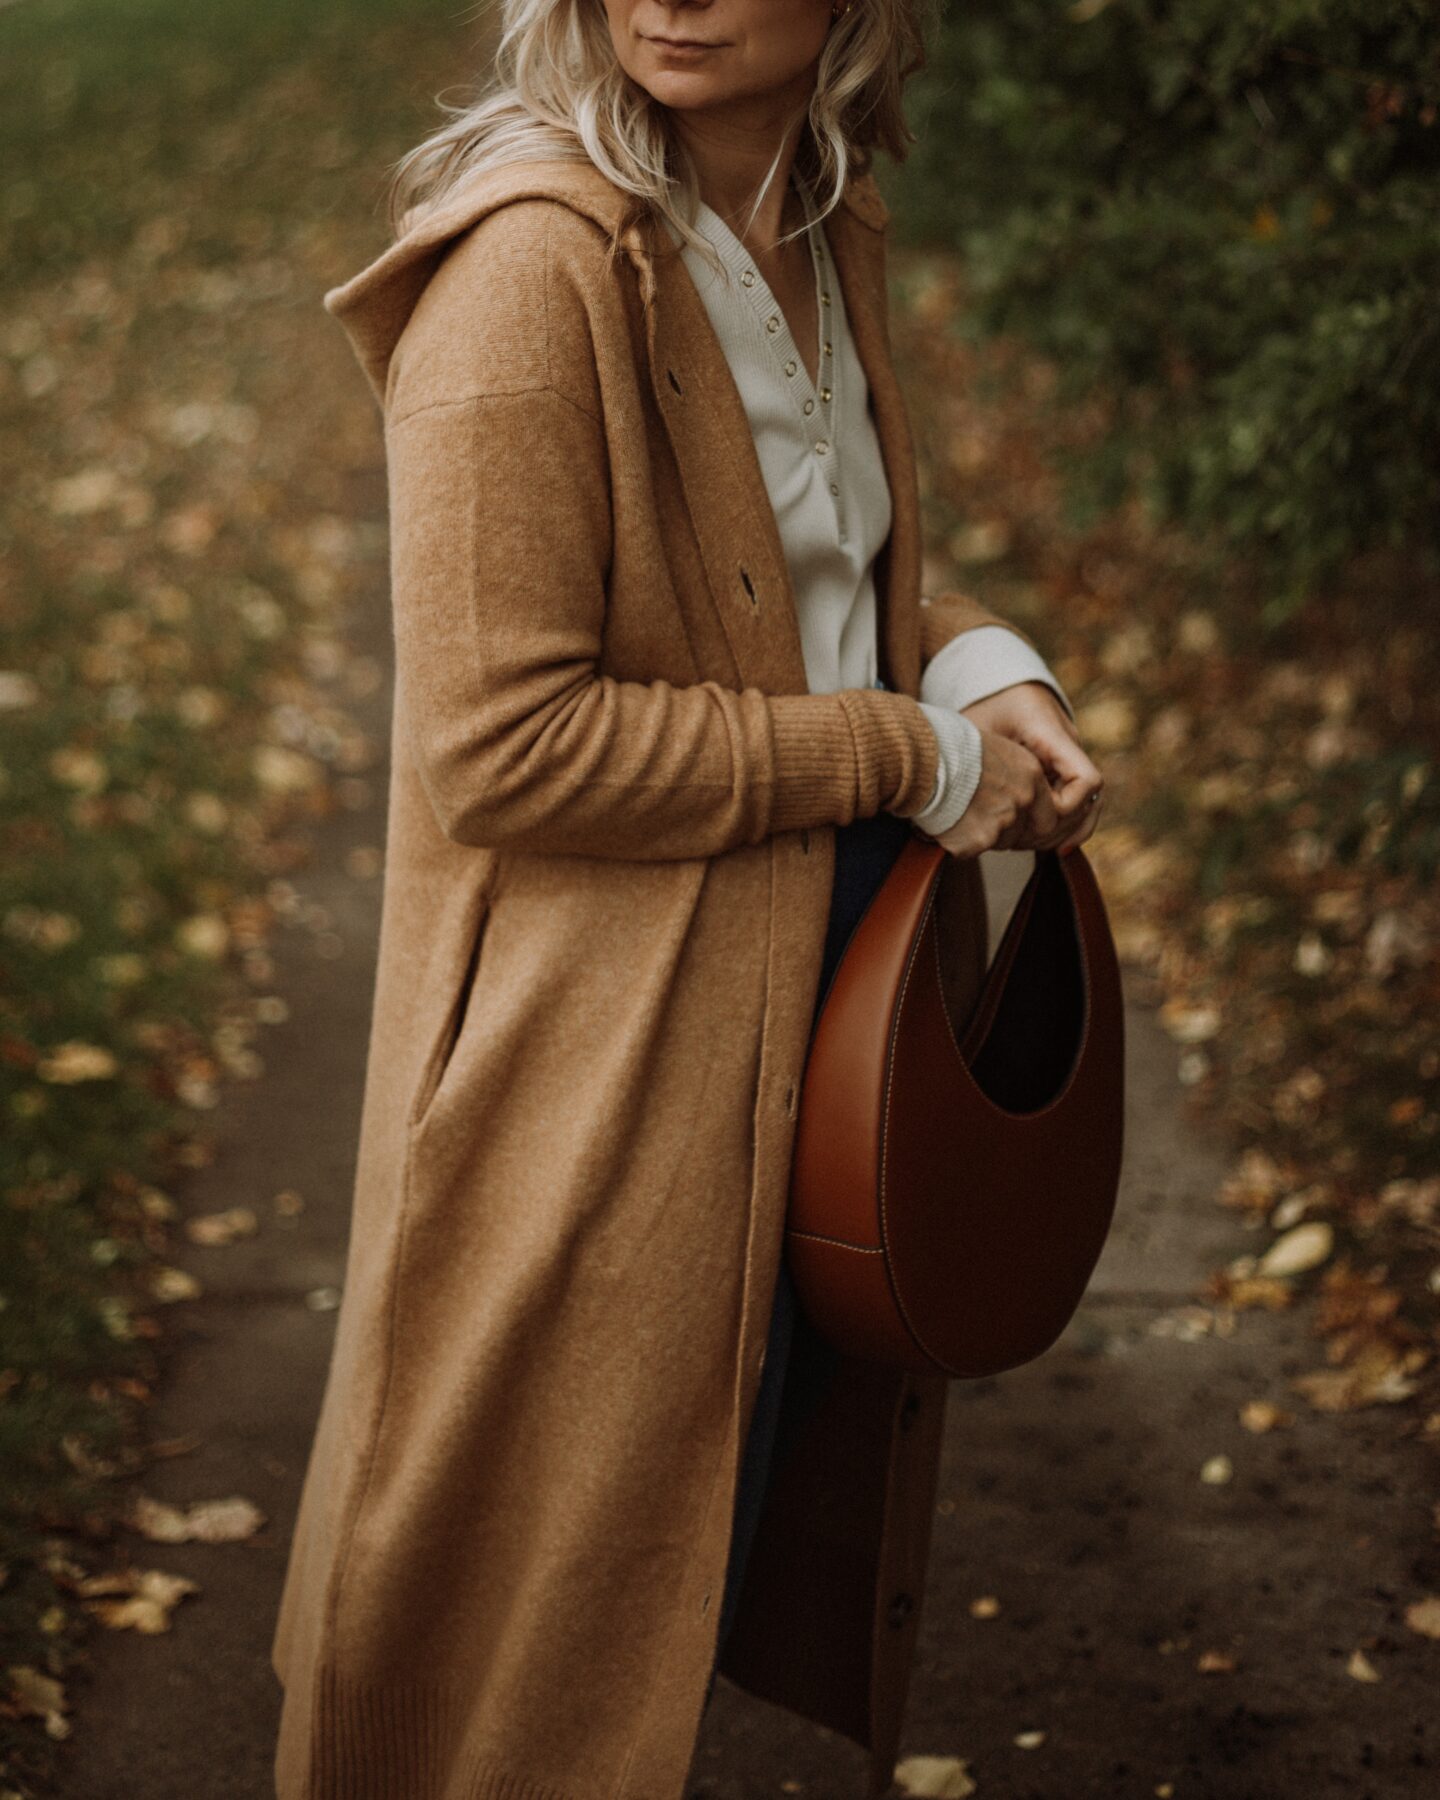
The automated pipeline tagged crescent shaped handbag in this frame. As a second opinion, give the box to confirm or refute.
[786,837,1126,1379]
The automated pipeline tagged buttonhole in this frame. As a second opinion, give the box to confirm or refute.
[887,1592,915,1629]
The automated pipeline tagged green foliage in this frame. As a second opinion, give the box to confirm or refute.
[896,0,1440,596]
[0,0,462,1781]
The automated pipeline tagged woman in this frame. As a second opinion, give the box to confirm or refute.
[270,4,1104,1797]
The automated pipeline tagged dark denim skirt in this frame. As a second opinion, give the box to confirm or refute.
[705,803,915,1699]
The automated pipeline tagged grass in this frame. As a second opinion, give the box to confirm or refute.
[0,0,476,1785]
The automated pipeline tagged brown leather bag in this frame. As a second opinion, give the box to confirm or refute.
[786,838,1126,1379]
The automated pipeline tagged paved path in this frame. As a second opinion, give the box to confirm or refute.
[59,586,1437,1798]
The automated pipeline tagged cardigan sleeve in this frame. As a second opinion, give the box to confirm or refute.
[384,386,941,861]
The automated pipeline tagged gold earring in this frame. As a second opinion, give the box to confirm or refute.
[831,0,854,19]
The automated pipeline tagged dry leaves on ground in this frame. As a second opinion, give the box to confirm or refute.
[73,1569,199,1635]
[126,1494,265,1544]
[894,1754,978,1798]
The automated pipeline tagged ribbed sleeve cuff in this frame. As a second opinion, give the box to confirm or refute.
[909,703,985,835]
[767,689,941,834]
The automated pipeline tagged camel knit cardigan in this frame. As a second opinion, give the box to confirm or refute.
[271,155,1057,1800]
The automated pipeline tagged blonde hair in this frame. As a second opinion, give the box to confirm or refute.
[387,0,939,275]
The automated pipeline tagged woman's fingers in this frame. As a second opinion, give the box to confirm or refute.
[1013,722,1099,852]
[960,682,1102,853]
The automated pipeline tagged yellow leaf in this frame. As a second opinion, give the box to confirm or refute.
[1239,1400,1293,1434]
[77,1567,198,1635]
[1404,1596,1440,1640]
[1256,1222,1334,1278]
[5,1665,70,1739]
[1075,695,1138,751]
[37,1041,119,1083]
[184,1207,259,1246]
[148,1266,202,1303]
[895,1755,977,1798]
[127,1492,264,1544]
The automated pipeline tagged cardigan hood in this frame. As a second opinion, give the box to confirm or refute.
[322,153,892,408]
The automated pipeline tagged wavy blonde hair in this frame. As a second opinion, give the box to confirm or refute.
[387,0,939,275]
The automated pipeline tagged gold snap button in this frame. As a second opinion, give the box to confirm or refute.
[820,386,832,402]
[814,440,829,456]
[740,270,755,287]
[803,399,814,416]
[823,341,833,356]
[783,359,797,377]
[829,481,839,496]
[766,316,780,333]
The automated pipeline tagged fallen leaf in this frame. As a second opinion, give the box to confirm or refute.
[1159,998,1221,1044]
[1199,1454,1233,1485]
[1347,1648,1382,1682]
[1196,1650,1236,1673]
[1203,1271,1294,1311]
[148,1266,202,1303]
[894,1754,976,1798]
[1256,1221,1334,1278]
[1013,1729,1045,1748]
[968,1595,1000,1618]
[36,1040,119,1083]
[1292,1345,1420,1412]
[1239,1400,1293,1434]
[1076,695,1139,751]
[128,1493,265,1543]
[77,1567,198,1633]
[183,1206,259,1246]
[5,1665,70,1739]
[1404,1596,1440,1640]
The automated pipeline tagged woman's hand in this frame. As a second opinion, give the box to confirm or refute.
[926,681,1104,860]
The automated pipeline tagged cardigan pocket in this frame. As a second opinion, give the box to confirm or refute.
[406,885,494,1135]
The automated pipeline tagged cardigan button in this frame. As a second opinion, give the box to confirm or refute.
[783,359,797,377]
[887,1591,915,1629]
[740,270,756,287]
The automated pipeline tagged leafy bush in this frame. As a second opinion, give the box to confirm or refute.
[897,0,1440,607]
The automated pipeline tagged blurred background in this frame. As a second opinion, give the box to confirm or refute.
[1,2,1436,1795]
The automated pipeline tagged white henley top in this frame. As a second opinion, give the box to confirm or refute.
[663,176,1073,836]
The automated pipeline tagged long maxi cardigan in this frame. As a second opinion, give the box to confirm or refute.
[270,153,1050,1800]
